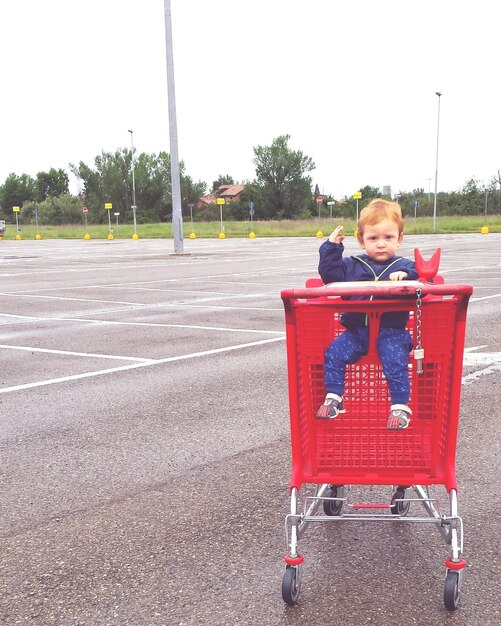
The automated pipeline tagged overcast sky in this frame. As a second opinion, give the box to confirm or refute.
[1,0,500,199]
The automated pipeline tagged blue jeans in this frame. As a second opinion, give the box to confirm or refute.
[324,326,413,405]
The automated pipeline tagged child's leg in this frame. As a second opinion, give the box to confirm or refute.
[324,327,369,395]
[377,328,413,429]
[317,327,368,419]
[377,328,413,403]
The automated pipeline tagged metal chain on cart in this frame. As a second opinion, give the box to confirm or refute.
[414,288,424,374]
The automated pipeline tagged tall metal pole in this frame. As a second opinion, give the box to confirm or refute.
[128,129,137,235]
[433,92,442,231]
[164,0,184,254]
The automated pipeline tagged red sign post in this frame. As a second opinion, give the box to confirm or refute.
[82,206,89,233]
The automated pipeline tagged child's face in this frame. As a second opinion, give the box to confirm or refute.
[359,219,403,262]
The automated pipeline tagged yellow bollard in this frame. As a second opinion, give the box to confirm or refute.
[316,230,323,238]
[132,233,139,240]
[219,232,225,239]
[35,234,42,240]
[189,232,197,239]
[84,233,91,240]
[249,232,256,239]
[108,234,114,240]
[481,226,489,234]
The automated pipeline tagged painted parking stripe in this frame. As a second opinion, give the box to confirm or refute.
[0,344,156,362]
[0,314,284,333]
[462,364,501,385]
[0,336,285,395]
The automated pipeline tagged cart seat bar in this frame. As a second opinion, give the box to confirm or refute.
[281,281,473,300]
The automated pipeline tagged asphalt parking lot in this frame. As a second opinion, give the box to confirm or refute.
[1,233,500,625]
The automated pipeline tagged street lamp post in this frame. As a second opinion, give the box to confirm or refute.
[164,0,184,253]
[128,129,137,236]
[433,92,442,231]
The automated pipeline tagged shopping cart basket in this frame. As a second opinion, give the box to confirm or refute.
[280,276,472,610]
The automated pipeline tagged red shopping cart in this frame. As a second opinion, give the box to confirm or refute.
[280,263,472,610]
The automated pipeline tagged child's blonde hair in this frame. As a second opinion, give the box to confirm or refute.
[357,199,404,244]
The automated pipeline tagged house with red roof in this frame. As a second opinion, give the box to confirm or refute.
[196,184,245,208]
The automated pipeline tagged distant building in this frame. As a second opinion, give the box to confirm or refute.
[197,184,245,208]
[382,186,391,197]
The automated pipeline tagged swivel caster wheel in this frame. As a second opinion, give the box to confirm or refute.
[391,487,411,516]
[323,485,344,516]
[444,570,461,610]
[282,565,301,605]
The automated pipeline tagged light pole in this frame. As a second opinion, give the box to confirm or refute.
[433,92,442,231]
[164,0,184,253]
[128,129,137,236]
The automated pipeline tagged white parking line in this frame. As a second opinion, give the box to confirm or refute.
[470,292,501,302]
[0,336,286,395]
[0,290,282,310]
[55,319,285,334]
[0,344,156,362]
[462,364,501,385]
[0,292,144,306]
[0,313,284,330]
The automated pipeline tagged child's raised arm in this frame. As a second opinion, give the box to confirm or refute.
[328,225,345,244]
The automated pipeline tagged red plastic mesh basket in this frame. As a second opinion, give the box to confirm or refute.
[281,283,472,491]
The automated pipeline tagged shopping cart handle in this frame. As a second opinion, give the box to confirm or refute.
[281,282,473,300]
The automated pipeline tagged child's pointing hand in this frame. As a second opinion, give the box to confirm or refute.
[328,225,345,244]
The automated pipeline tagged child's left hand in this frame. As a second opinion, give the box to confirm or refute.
[389,271,408,281]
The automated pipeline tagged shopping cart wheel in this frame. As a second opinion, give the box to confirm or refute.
[444,570,460,610]
[390,488,410,516]
[282,565,301,605]
[323,485,343,516]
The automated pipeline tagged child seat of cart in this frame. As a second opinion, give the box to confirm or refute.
[302,247,443,401]
[306,246,444,289]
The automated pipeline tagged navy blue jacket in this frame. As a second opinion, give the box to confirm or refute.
[318,240,418,329]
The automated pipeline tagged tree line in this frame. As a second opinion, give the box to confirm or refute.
[1,135,500,226]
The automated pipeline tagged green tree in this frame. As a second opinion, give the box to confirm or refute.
[238,184,266,220]
[70,149,129,224]
[252,135,315,219]
[456,177,484,215]
[181,173,207,221]
[35,168,69,201]
[0,173,36,215]
[211,175,234,192]
[132,152,206,222]
[23,194,83,225]
[71,150,206,224]
[132,151,171,221]
[341,185,381,219]
[359,185,381,201]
